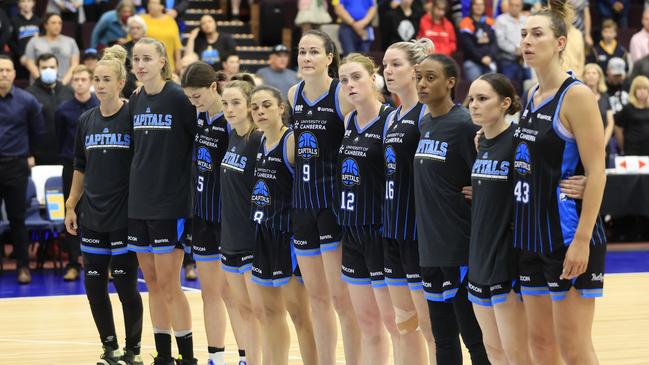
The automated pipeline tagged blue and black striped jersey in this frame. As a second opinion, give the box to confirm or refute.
[292,79,345,209]
[513,75,606,253]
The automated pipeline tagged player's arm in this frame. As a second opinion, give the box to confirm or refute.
[285,131,295,165]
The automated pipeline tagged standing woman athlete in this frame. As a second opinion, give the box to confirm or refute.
[65,45,144,365]
[249,85,317,365]
[381,40,435,365]
[336,53,397,365]
[414,54,490,365]
[126,37,197,365]
[219,76,266,365]
[516,2,607,364]
[181,62,248,365]
[287,29,360,365]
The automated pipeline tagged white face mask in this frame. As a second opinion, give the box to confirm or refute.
[40,68,58,84]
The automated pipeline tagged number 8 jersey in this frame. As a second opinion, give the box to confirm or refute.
[513,76,606,253]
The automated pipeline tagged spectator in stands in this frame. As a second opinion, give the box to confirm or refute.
[384,0,424,45]
[185,14,236,70]
[0,9,12,56]
[495,0,525,94]
[222,53,240,81]
[141,0,182,73]
[123,15,146,60]
[10,0,41,79]
[81,48,98,73]
[615,75,649,156]
[0,55,45,285]
[55,64,98,281]
[229,0,249,20]
[256,44,300,99]
[630,9,649,63]
[522,0,541,14]
[459,0,497,82]
[417,0,457,56]
[46,0,82,23]
[570,0,593,47]
[295,0,333,33]
[23,13,79,85]
[26,53,74,165]
[171,51,198,84]
[627,52,649,85]
[589,19,628,74]
[598,0,629,28]
[334,0,377,55]
[83,0,100,22]
[584,63,615,159]
[563,23,585,78]
[90,0,135,49]
[607,57,629,113]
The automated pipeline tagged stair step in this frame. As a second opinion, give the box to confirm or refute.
[235,46,273,59]
[240,59,270,73]
[184,20,250,34]
[183,8,228,21]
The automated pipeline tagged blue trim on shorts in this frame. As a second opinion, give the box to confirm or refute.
[408,282,423,291]
[385,277,408,287]
[252,276,290,287]
[550,290,569,301]
[468,292,494,307]
[127,244,151,253]
[294,275,304,284]
[111,248,129,255]
[371,279,387,289]
[341,274,371,286]
[293,247,322,256]
[222,263,253,274]
[425,288,459,302]
[81,245,112,255]
[520,285,550,296]
[321,241,340,252]
[579,288,603,298]
[193,253,222,262]
[177,218,185,241]
[151,245,176,254]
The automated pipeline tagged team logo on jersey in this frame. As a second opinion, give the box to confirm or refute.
[307,110,313,117]
[385,146,397,175]
[415,139,448,161]
[85,128,131,149]
[251,180,271,206]
[514,143,531,175]
[297,132,319,159]
[197,118,204,127]
[197,146,213,172]
[341,158,360,186]
[294,104,303,113]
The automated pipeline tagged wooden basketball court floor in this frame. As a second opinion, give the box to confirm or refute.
[0,271,647,364]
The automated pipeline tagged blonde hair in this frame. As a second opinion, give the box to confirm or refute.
[386,38,434,66]
[134,37,172,81]
[340,53,383,101]
[71,64,92,77]
[629,75,649,108]
[96,45,128,80]
[584,63,607,94]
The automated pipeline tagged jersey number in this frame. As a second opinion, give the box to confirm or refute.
[303,165,310,182]
[253,211,264,224]
[340,192,355,211]
[197,176,204,192]
[385,181,394,200]
[514,181,529,203]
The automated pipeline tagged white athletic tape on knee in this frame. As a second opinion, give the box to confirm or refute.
[395,308,419,334]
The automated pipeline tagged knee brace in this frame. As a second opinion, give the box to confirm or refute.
[395,307,420,334]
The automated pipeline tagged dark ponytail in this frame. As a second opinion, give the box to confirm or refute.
[252,85,289,126]
[477,73,521,115]
[302,29,340,78]
[181,61,219,91]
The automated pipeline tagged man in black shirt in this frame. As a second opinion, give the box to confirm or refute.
[9,0,40,79]
[0,55,45,284]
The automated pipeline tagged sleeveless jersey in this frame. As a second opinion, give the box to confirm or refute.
[292,79,345,209]
[470,124,517,285]
[251,129,294,232]
[382,102,428,241]
[336,107,393,226]
[193,111,230,222]
[413,105,478,267]
[513,76,607,253]
[221,129,263,253]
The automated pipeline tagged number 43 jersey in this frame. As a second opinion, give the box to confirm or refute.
[513,77,606,254]
[336,107,393,226]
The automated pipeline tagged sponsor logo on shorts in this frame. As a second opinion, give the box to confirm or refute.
[490,284,503,291]
[548,282,559,288]
[519,275,531,282]
[128,236,137,242]
[293,239,308,247]
[113,270,125,276]
[468,282,482,293]
[442,280,452,287]
[591,273,604,282]
[273,270,283,275]
[319,234,333,240]
[82,238,100,244]
[242,255,253,261]
[384,267,393,274]
[406,273,421,279]
[154,238,169,244]
[422,281,432,288]
[87,270,100,276]
[194,246,206,252]
[252,266,262,274]
[111,241,124,247]
[342,265,355,274]
[370,271,382,277]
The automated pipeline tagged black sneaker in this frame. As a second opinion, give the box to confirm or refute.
[175,358,198,365]
[97,346,125,365]
[152,356,174,365]
[122,349,144,365]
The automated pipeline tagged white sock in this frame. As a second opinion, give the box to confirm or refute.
[209,351,225,365]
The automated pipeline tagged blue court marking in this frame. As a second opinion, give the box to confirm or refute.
[605,250,649,273]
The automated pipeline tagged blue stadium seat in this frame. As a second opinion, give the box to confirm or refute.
[26,178,63,270]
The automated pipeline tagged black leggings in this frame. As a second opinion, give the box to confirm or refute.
[83,251,143,353]
[428,284,490,365]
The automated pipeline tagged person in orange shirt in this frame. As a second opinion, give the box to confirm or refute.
[417,0,457,56]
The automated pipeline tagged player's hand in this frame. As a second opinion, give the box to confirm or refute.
[65,209,78,236]
[27,156,35,168]
[474,128,483,151]
[462,186,473,200]
[559,175,587,199]
[561,240,589,280]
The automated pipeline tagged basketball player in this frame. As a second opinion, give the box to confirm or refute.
[414,54,490,365]
[516,2,607,363]
[126,37,197,365]
[64,45,144,365]
[381,40,435,365]
[249,85,317,365]
[181,62,248,365]
[287,30,360,365]
[336,53,397,365]
[220,75,266,365]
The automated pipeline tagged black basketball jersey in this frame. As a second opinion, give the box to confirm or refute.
[336,107,393,226]
[74,103,132,232]
[221,129,263,253]
[251,129,294,232]
[470,124,517,285]
[292,79,345,210]
[413,105,478,267]
[193,111,229,222]
[513,76,606,253]
[382,102,428,241]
